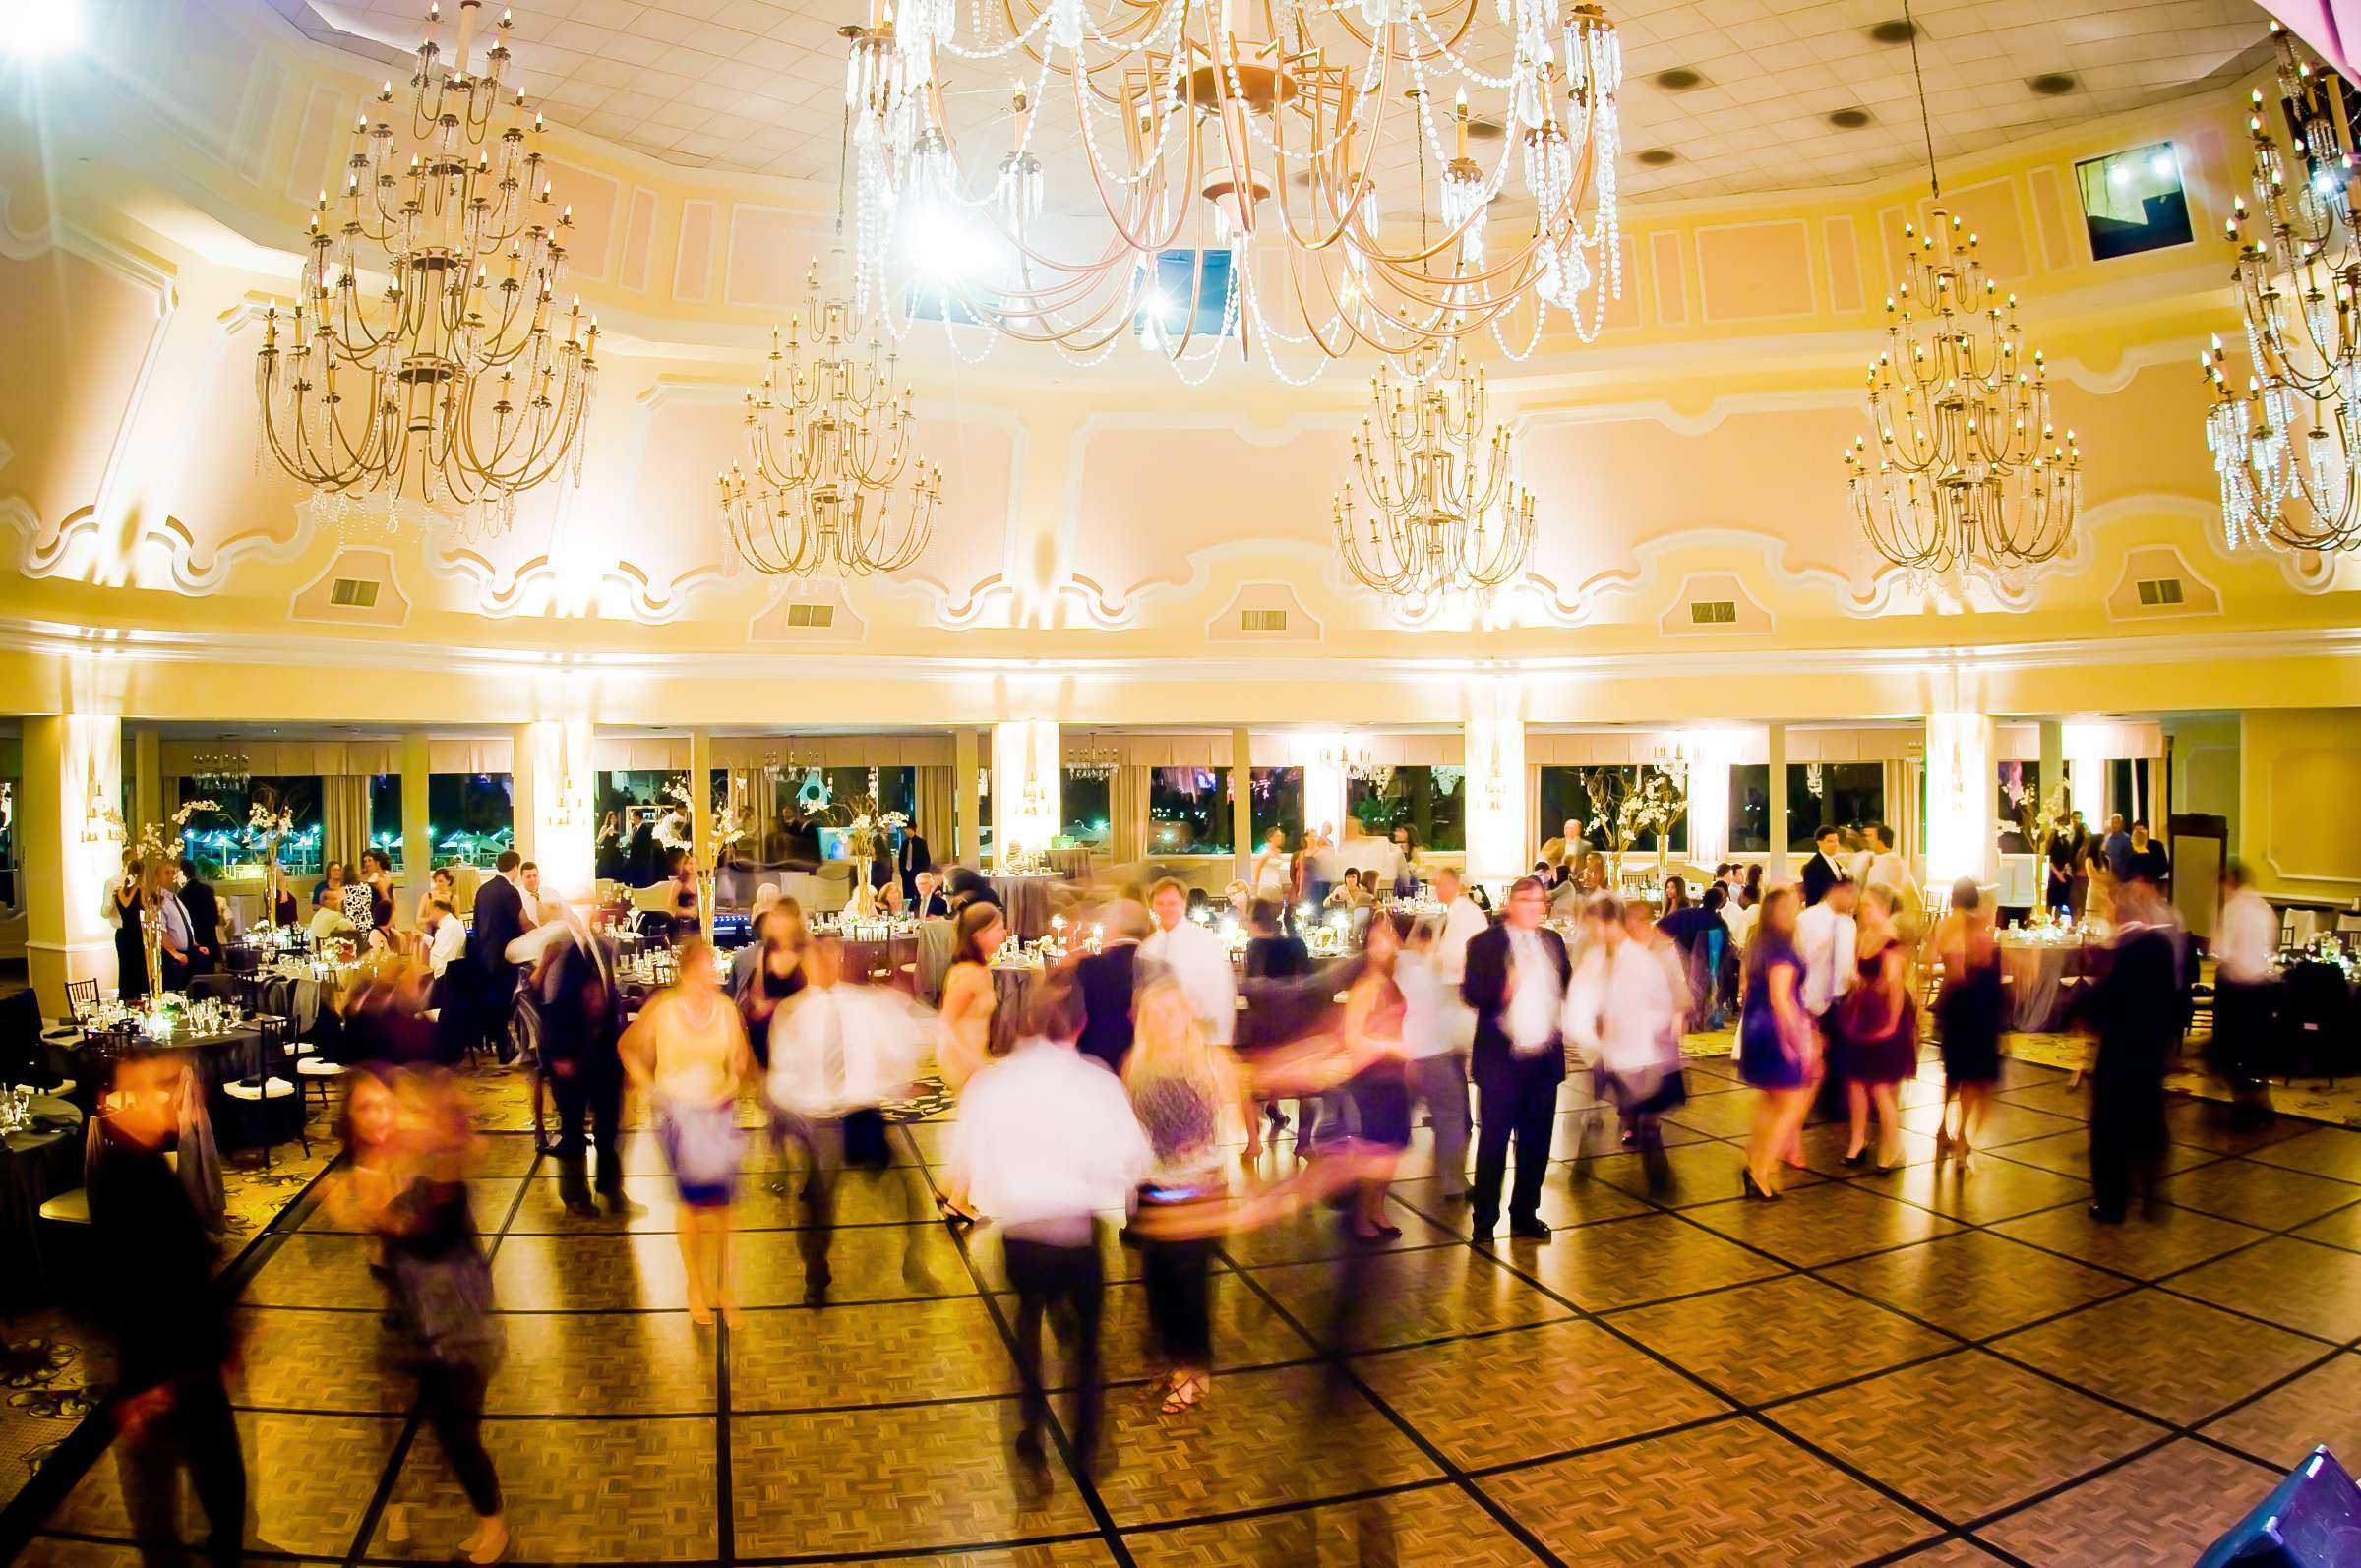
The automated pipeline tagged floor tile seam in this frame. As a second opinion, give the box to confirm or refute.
[2134,1272,2361,1348]
[1378,1184,1965,1538]
[726,1530,1109,1565]
[30,1526,347,1561]
[900,1121,1139,1568]
[1207,1237,1571,1568]
[1964,1334,2331,1439]
[1106,1477,1464,1538]
[1947,1427,2206,1538]
[1456,1411,1750,1482]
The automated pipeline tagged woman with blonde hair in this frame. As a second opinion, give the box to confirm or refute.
[622,937,753,1325]
[1738,885,1818,1199]
[1121,977,1251,1415]
[932,899,1007,1225]
[1837,885,1916,1171]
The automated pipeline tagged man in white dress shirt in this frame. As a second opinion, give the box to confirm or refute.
[1797,877,1857,1030]
[767,935,933,1303]
[2211,861,2279,1126]
[516,861,544,926]
[1141,877,1237,1047]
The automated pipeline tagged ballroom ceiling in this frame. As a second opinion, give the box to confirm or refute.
[272,0,2271,203]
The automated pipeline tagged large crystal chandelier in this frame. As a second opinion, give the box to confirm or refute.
[2201,23,2361,554]
[1841,8,2080,583]
[718,260,942,576]
[1065,733,1121,780]
[841,0,1623,382]
[254,1,598,541]
[1335,338,1535,600]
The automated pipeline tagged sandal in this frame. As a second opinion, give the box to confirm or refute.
[1159,1373,1208,1415]
[934,1194,979,1226]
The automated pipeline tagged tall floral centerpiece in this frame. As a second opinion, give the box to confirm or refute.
[248,791,295,926]
[837,801,908,921]
[1580,767,1688,888]
[654,776,749,930]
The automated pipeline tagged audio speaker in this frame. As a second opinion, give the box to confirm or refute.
[2198,1446,2361,1567]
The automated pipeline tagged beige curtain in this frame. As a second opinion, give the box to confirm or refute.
[915,766,954,870]
[1111,764,1151,865]
[1886,759,1920,877]
[324,774,372,874]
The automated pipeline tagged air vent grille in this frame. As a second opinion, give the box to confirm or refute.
[328,577,380,608]
[1688,599,1737,625]
[785,603,835,628]
[1241,609,1289,633]
[2135,578,2185,606]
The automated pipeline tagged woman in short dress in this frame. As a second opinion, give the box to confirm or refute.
[623,937,753,1325]
[1738,884,1817,1199]
[931,901,1007,1223]
[1336,910,1416,1239]
[1838,885,1916,1171]
[1935,876,2005,1166]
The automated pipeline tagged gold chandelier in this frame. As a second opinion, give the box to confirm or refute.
[2201,24,2361,553]
[1842,6,2079,582]
[719,261,941,577]
[255,3,597,542]
[843,0,1623,382]
[1335,338,1535,601]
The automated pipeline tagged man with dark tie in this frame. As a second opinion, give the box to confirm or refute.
[1801,824,1847,907]
[896,819,933,906]
[538,907,634,1218]
[468,850,529,1059]
[1459,874,1572,1245]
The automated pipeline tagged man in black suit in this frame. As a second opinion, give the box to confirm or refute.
[1801,824,1846,907]
[897,820,933,906]
[538,913,635,1217]
[468,849,529,1059]
[1073,900,1147,1073]
[175,857,223,978]
[1459,874,1571,1244]
[908,870,950,919]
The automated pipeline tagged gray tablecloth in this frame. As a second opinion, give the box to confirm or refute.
[990,965,1042,1056]
[0,1096,85,1307]
[914,919,956,1003]
[990,876,1059,941]
[1999,940,2088,1031]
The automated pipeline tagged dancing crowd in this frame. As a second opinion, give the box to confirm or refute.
[78,826,2212,1566]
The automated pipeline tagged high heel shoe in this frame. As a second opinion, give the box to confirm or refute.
[1841,1148,1870,1167]
[1741,1168,1780,1201]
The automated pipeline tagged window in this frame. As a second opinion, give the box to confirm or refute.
[977,766,993,862]
[1786,762,1883,853]
[1060,771,1113,851]
[174,775,323,880]
[1998,760,2045,856]
[2076,142,2191,261]
[1250,766,1304,848]
[2108,758,2155,827]
[1728,764,1771,855]
[1136,248,1236,341]
[596,770,684,885]
[426,774,514,871]
[369,775,404,872]
[1147,766,1232,856]
[1535,766,1689,859]
[1345,766,1467,853]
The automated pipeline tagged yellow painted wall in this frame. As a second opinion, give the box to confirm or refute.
[2239,708,2361,905]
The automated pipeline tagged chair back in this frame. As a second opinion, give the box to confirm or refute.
[226,945,261,976]
[188,972,240,1004]
[64,978,99,1023]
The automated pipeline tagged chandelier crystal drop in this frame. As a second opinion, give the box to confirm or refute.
[1335,338,1536,602]
[719,261,943,577]
[253,0,598,541]
[837,0,1622,381]
[2201,23,2361,554]
[1843,210,2082,583]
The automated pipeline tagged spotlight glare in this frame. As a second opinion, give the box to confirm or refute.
[8,0,83,56]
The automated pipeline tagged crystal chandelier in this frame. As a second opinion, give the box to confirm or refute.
[190,750,252,795]
[2201,24,2361,554]
[1335,338,1535,600]
[1065,733,1121,781]
[1841,10,2080,583]
[254,1,599,541]
[841,0,1622,382]
[719,260,942,576]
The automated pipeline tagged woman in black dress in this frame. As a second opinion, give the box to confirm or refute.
[1934,877,2004,1166]
[112,850,148,1001]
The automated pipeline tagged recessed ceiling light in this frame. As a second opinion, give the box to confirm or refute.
[1653,67,1706,91]
[1636,147,1679,166]
[1829,106,1874,129]
[2028,72,2079,96]
[1867,18,1915,43]
[1467,116,1505,141]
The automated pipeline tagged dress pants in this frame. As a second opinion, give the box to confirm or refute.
[1471,1051,1560,1229]
[115,1373,248,1568]
[1407,1053,1471,1197]
[549,1059,625,1202]
[1004,1227,1106,1470]
[775,1109,928,1294]
[2211,978,2276,1124]
[2089,1068,2166,1220]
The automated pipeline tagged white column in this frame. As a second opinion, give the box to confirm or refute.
[1464,709,1527,889]
[399,731,431,927]
[1674,731,1735,869]
[513,720,595,900]
[953,727,982,865]
[2063,721,2109,824]
[1230,726,1254,882]
[689,727,713,935]
[991,721,1060,866]
[24,714,125,1013]
[1926,710,1998,887]
[1301,732,1349,852]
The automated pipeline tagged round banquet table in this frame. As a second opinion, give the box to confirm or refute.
[840,934,921,994]
[1,1096,86,1308]
[989,962,1044,1056]
[914,918,956,1002]
[1998,937,2088,1032]
[1044,847,1091,882]
[988,876,1059,942]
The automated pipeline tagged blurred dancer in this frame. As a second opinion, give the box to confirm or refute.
[1122,978,1249,1414]
[1933,877,2004,1165]
[1838,886,1915,1171]
[1564,896,1688,1149]
[89,1051,246,1568]
[948,978,1150,1478]
[1336,912,1417,1237]
[1074,898,1148,1075]
[540,905,635,1218]
[327,1068,508,1564]
[1459,875,1569,1243]
[933,901,1006,1224]
[623,937,754,1324]
[1739,885,1817,1199]
[1395,915,1469,1199]
[766,934,933,1303]
[2085,878,2179,1222]
[2211,861,2278,1128]
[1143,877,1239,1049]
